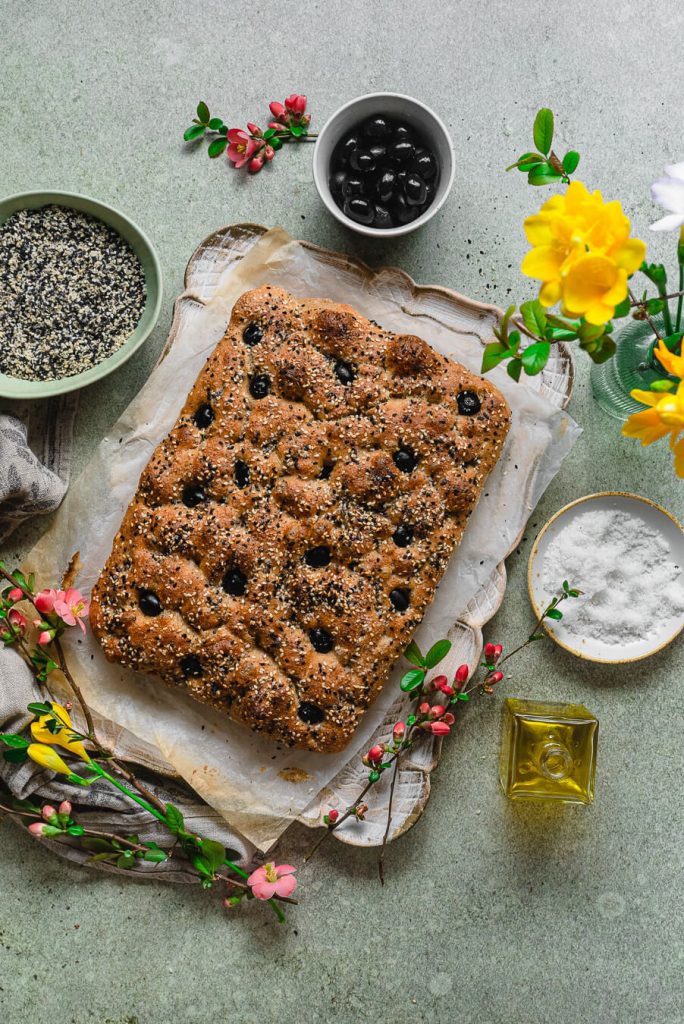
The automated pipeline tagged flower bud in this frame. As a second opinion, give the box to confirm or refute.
[438,682,454,697]
[355,803,368,820]
[418,702,430,716]
[248,155,265,174]
[455,664,469,685]
[41,804,57,822]
[484,671,504,686]
[430,721,451,736]
[367,744,384,764]
[429,704,446,720]
[269,101,287,120]
[484,642,496,659]
[8,587,23,603]
[58,800,72,816]
[28,821,48,836]
[443,712,455,726]
[38,630,53,646]
[326,808,339,824]
[264,145,275,161]
[34,589,57,614]
[8,608,27,634]
[431,674,448,691]
[247,122,262,137]
[392,721,406,741]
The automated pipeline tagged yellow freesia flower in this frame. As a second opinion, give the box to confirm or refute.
[30,702,91,763]
[654,338,684,379]
[522,180,646,324]
[622,379,684,477]
[27,742,73,777]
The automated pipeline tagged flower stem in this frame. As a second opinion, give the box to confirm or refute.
[629,288,663,342]
[677,265,684,334]
[378,758,400,885]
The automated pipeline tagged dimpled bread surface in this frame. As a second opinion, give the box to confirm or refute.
[90,285,511,753]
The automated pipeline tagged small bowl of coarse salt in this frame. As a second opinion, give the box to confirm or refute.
[528,492,684,663]
[0,190,162,399]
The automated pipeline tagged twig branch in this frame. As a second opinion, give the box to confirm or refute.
[378,758,400,886]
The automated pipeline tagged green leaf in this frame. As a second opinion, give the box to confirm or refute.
[0,733,29,748]
[507,330,521,353]
[403,640,424,667]
[587,338,616,364]
[208,117,224,131]
[613,298,631,318]
[82,837,116,853]
[290,124,304,138]
[400,668,426,692]
[533,108,554,155]
[520,300,547,337]
[88,852,117,862]
[368,770,381,783]
[562,580,570,591]
[546,608,563,621]
[456,692,470,701]
[641,262,667,288]
[646,297,665,315]
[521,341,551,375]
[207,137,228,158]
[481,342,509,373]
[199,839,226,874]
[562,150,580,174]
[165,803,185,835]
[3,748,28,763]
[183,124,206,142]
[27,702,53,715]
[528,167,561,186]
[424,639,452,668]
[271,136,283,151]
[263,128,276,140]
[650,378,676,393]
[505,152,545,173]
[507,358,523,382]
[67,825,84,836]
[196,101,210,124]
[143,849,168,863]
[116,852,135,869]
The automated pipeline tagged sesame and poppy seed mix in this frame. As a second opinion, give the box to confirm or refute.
[0,204,146,381]
[90,286,511,753]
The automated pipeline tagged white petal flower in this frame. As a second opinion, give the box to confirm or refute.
[650,161,684,231]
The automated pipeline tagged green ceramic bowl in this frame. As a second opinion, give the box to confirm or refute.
[0,190,162,399]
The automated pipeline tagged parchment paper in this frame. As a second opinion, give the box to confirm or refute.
[25,227,581,849]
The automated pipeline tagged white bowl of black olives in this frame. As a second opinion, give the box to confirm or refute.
[313,93,454,237]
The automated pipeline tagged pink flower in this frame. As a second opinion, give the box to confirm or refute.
[248,154,265,174]
[41,804,57,822]
[285,93,307,115]
[269,101,287,121]
[8,608,27,634]
[38,630,53,645]
[28,821,49,836]
[430,721,451,736]
[227,128,259,169]
[8,587,23,603]
[393,721,406,741]
[443,712,455,726]
[430,674,448,691]
[58,800,72,816]
[52,588,90,634]
[455,664,469,685]
[247,862,297,901]
[35,588,58,614]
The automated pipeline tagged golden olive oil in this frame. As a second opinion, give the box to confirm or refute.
[500,698,598,804]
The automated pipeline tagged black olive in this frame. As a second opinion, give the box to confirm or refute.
[364,115,391,139]
[393,192,420,224]
[249,374,270,399]
[393,448,418,473]
[373,205,393,229]
[412,147,438,181]
[337,134,360,165]
[389,588,410,611]
[388,140,415,165]
[139,589,162,616]
[222,568,247,596]
[349,149,375,175]
[182,484,206,507]
[405,173,428,206]
[304,546,331,568]
[368,143,387,162]
[234,460,250,488]
[457,390,482,415]
[298,701,325,725]
[309,627,334,653]
[335,359,355,385]
[343,197,374,225]
[330,169,347,196]
[193,403,214,429]
[342,175,366,197]
[243,323,263,346]
[375,169,397,204]
[181,654,202,677]
[392,524,414,547]
[320,461,335,479]
[392,124,412,142]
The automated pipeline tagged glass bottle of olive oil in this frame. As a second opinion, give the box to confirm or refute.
[500,698,598,804]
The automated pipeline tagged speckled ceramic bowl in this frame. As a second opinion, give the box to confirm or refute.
[0,190,162,399]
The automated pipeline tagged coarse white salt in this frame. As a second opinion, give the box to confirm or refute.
[541,508,684,646]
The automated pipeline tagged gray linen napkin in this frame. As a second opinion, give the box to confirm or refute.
[0,398,77,542]
[0,646,256,878]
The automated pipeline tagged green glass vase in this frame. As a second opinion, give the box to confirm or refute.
[590,315,666,421]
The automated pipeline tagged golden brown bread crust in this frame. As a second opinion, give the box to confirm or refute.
[90,286,510,752]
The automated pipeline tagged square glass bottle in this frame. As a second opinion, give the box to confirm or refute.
[500,698,598,804]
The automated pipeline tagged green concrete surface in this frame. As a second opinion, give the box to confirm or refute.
[1,2,682,1021]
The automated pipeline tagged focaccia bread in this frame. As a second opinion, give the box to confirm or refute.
[90,286,510,752]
